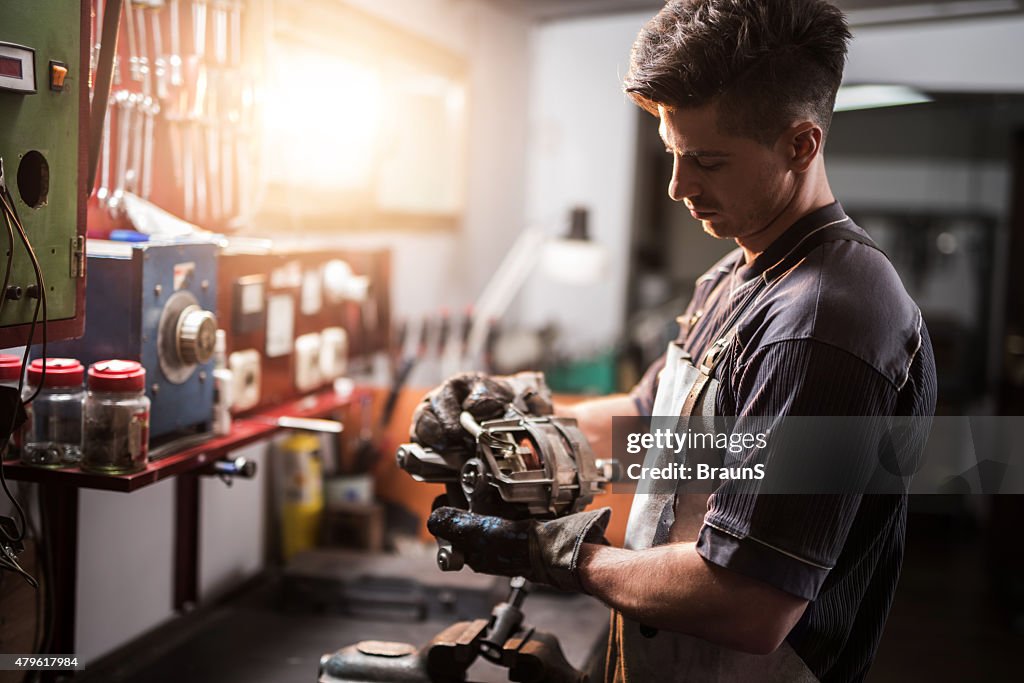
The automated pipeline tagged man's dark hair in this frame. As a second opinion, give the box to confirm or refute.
[624,0,851,145]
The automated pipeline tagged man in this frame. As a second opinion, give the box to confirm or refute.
[416,1,936,681]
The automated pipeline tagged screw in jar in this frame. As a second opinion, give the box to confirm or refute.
[82,360,150,475]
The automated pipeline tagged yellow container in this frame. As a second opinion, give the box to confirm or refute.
[279,432,324,561]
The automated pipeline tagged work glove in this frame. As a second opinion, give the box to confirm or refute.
[427,505,611,593]
[411,371,554,456]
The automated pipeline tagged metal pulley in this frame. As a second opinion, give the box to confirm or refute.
[176,304,217,364]
[157,290,219,383]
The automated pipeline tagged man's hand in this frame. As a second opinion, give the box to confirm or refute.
[411,371,554,455]
[427,506,611,592]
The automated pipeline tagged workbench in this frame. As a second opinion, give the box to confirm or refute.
[2,386,359,675]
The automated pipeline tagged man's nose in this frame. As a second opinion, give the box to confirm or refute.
[667,157,700,202]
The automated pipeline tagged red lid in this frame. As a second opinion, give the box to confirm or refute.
[88,360,146,392]
[27,358,85,388]
[0,354,22,382]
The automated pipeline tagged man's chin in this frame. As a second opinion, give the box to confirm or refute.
[701,218,734,239]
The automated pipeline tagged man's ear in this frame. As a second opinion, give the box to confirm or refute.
[786,122,823,173]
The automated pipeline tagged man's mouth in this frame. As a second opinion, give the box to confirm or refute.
[690,209,717,220]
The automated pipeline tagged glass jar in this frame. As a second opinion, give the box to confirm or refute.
[1,354,23,461]
[21,358,85,468]
[82,360,150,475]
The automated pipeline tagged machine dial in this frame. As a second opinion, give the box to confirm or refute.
[177,306,218,365]
[158,290,218,384]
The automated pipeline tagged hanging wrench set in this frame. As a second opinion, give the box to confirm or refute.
[88,0,253,234]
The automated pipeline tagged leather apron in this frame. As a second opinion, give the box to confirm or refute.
[606,221,879,682]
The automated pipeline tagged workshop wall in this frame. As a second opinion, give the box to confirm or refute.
[296,0,533,323]
[518,12,650,355]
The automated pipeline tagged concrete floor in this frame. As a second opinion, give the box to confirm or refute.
[77,509,1021,682]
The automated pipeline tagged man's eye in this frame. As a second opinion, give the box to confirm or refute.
[693,158,722,171]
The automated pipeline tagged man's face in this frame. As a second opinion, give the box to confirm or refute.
[658,103,795,241]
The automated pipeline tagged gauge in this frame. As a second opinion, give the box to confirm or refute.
[0,42,36,94]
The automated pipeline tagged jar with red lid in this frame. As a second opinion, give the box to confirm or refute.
[82,360,150,474]
[1,354,24,461]
[0,354,22,390]
[21,358,85,468]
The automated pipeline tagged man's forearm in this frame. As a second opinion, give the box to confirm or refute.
[577,542,809,655]
[557,394,808,653]
[556,393,637,465]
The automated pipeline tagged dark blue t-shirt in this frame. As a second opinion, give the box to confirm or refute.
[631,202,937,682]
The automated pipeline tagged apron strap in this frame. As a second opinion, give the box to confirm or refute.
[763,224,881,283]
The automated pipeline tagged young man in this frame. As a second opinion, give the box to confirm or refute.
[419,1,936,680]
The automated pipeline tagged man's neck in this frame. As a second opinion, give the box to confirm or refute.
[736,167,835,263]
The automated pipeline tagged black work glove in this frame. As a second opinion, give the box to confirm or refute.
[411,371,554,456]
[427,506,611,593]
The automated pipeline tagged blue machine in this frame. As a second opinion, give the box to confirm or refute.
[47,240,219,442]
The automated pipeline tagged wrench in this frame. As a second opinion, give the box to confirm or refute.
[192,0,208,60]
[109,90,133,216]
[204,65,221,222]
[234,77,256,221]
[126,92,144,194]
[141,95,160,200]
[190,59,207,121]
[167,113,184,191]
[95,98,112,205]
[169,0,183,86]
[149,4,169,102]
[124,0,142,83]
[182,119,195,221]
[194,119,208,223]
[129,4,151,197]
[134,1,152,95]
[220,126,233,222]
[207,118,220,221]
[213,1,228,66]
[230,0,242,67]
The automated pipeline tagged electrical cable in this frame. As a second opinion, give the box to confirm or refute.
[0,195,30,546]
[0,208,15,524]
[1,189,47,403]
[0,185,47,552]
[0,207,13,318]
[0,551,37,589]
[0,483,37,591]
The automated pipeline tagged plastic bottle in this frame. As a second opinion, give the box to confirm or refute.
[212,330,233,436]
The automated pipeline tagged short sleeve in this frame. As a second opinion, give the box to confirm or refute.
[695,339,899,600]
